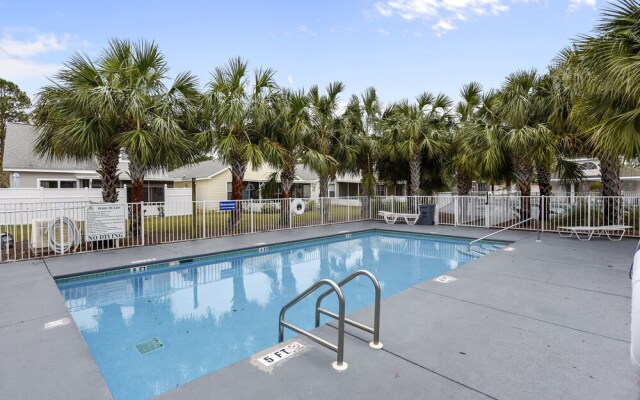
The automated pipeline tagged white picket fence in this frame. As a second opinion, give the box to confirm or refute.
[1,194,638,263]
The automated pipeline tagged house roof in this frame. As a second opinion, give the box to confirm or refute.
[167,159,229,180]
[294,164,319,181]
[4,122,98,172]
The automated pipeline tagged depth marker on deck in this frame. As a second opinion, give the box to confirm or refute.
[256,341,306,367]
[434,275,457,283]
[44,318,70,329]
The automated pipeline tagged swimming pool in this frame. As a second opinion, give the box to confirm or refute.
[56,231,506,400]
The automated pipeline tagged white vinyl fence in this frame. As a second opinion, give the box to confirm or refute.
[1,194,638,263]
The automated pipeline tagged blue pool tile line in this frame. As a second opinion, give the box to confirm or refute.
[55,229,509,286]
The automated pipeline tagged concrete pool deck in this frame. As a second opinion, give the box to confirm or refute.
[0,222,637,399]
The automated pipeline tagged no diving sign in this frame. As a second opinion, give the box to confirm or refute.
[257,341,305,367]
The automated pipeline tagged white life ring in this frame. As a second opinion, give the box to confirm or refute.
[291,199,305,216]
[632,243,640,368]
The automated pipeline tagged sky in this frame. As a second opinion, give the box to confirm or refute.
[0,0,602,106]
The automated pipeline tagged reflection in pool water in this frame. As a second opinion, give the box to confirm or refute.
[58,232,503,400]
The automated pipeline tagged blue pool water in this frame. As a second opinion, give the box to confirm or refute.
[57,231,506,400]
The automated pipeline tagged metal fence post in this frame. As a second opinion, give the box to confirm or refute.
[289,199,293,230]
[202,201,206,239]
[454,195,459,226]
[140,201,145,246]
[541,195,545,233]
[485,193,490,229]
[321,198,324,226]
[587,194,592,227]
[59,205,64,255]
[250,199,254,233]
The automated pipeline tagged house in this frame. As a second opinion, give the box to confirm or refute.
[4,122,175,202]
[168,162,320,200]
[550,158,640,194]
[4,122,406,201]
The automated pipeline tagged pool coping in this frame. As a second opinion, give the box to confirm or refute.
[53,228,511,284]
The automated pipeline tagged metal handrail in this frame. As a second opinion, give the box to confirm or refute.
[468,217,535,248]
[314,270,383,350]
[278,279,347,370]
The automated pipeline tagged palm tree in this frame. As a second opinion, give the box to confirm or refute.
[449,82,484,195]
[200,57,283,224]
[33,39,201,205]
[335,92,380,218]
[263,89,334,225]
[499,69,552,219]
[558,1,640,223]
[306,82,358,221]
[532,70,585,219]
[306,82,354,197]
[358,87,383,199]
[381,93,452,198]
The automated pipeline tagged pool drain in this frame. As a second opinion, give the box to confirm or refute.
[135,338,163,355]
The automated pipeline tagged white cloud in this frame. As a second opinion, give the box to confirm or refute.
[377,28,391,35]
[0,28,87,96]
[0,32,73,57]
[372,0,543,35]
[298,24,317,37]
[287,75,293,84]
[568,0,595,12]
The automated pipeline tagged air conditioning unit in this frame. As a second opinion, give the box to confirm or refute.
[31,218,52,253]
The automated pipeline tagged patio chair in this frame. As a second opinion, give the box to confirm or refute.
[378,211,420,225]
[558,225,632,241]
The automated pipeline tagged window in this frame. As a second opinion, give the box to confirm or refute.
[38,179,78,188]
[150,186,165,202]
[328,183,336,198]
[125,183,167,203]
[39,180,58,188]
[60,181,77,188]
[227,182,233,200]
[80,179,102,188]
[580,162,598,170]
[291,183,311,198]
[376,185,386,196]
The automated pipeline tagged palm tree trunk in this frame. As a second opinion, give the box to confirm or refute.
[457,173,472,195]
[360,165,375,219]
[599,154,621,225]
[230,158,248,226]
[409,153,422,197]
[408,153,422,213]
[279,161,295,226]
[96,145,121,203]
[536,163,552,221]
[319,176,330,223]
[514,156,533,220]
[128,160,147,237]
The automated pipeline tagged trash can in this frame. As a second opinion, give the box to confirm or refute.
[419,204,435,225]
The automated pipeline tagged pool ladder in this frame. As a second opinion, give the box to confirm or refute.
[278,269,383,371]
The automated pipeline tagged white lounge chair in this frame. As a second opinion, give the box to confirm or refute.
[558,225,632,241]
[378,211,420,225]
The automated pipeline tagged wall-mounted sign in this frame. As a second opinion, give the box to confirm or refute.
[219,201,237,211]
[85,204,126,241]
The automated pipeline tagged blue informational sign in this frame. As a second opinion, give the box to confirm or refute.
[219,201,237,211]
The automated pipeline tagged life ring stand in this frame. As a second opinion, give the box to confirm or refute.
[291,199,305,216]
